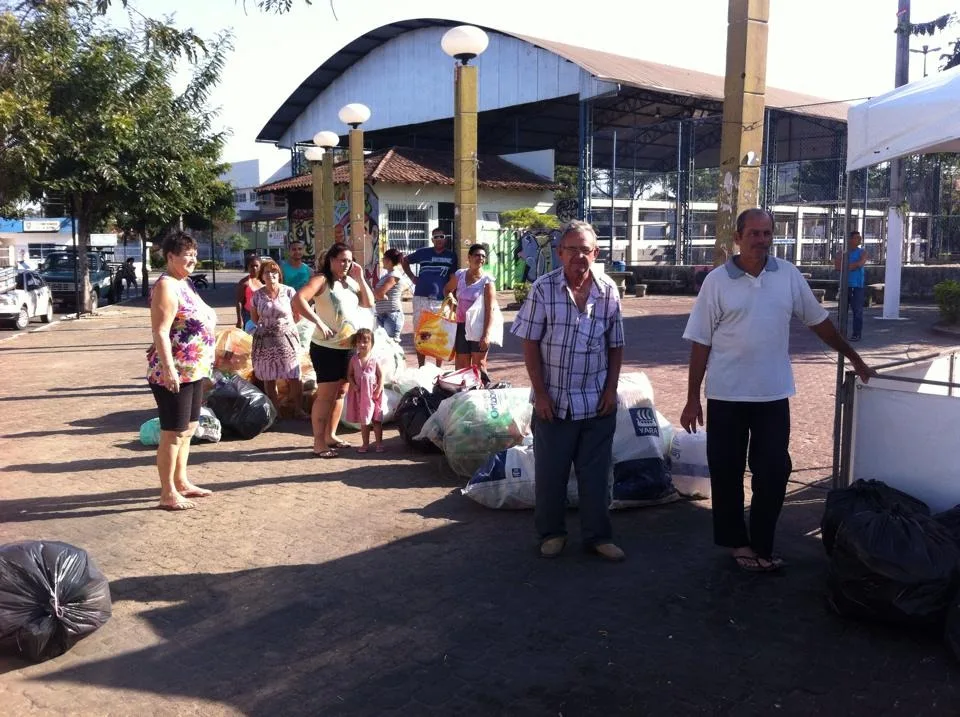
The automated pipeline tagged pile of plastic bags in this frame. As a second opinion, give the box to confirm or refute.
[460,372,689,510]
[822,479,960,662]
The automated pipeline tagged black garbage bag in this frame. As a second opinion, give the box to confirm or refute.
[395,387,443,453]
[821,479,930,555]
[0,541,112,663]
[933,506,960,549]
[827,508,959,627]
[205,374,277,440]
[944,593,960,662]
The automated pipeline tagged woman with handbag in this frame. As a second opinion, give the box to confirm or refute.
[297,242,375,458]
[443,243,497,371]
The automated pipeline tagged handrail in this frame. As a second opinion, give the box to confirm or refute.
[871,349,960,372]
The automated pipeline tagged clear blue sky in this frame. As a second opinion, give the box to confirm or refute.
[114,0,959,173]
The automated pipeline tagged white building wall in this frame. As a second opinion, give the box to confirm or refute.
[281,27,584,147]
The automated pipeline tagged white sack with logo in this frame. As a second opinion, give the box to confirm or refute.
[609,373,678,507]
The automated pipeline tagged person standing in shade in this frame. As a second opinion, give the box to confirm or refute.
[281,240,315,348]
[681,208,873,573]
[511,220,626,562]
[374,249,405,342]
[235,255,262,329]
[834,230,870,342]
[402,228,457,367]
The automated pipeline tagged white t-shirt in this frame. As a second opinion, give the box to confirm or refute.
[683,256,829,402]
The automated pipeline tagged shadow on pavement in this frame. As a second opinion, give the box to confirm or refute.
[28,486,960,716]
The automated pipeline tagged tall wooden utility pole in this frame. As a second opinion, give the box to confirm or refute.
[714,0,769,265]
[883,0,911,319]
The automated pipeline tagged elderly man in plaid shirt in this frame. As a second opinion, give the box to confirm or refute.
[511,220,626,561]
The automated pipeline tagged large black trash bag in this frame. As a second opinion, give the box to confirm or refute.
[395,387,443,453]
[827,508,959,627]
[205,374,276,440]
[933,506,960,549]
[821,479,930,555]
[611,457,677,507]
[944,594,960,662]
[0,541,112,663]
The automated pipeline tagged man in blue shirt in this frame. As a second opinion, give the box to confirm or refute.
[834,231,870,341]
[281,240,315,349]
[402,228,458,366]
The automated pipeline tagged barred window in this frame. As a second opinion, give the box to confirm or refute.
[386,204,431,253]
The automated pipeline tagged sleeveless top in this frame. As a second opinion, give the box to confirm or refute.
[454,269,493,322]
[375,267,404,315]
[147,274,217,385]
[310,276,362,350]
[252,284,298,335]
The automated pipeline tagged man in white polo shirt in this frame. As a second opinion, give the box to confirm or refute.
[680,208,872,573]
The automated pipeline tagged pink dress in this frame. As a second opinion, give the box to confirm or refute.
[346,354,384,425]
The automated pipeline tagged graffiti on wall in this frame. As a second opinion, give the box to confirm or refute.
[290,185,381,281]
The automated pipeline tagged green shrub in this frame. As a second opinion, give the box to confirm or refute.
[150,253,166,270]
[934,280,960,323]
[513,282,531,305]
[197,260,225,270]
[499,208,560,232]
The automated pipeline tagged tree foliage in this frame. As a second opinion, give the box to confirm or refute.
[499,208,559,232]
[0,0,233,308]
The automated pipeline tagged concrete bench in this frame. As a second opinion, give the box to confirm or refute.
[807,278,839,301]
[641,279,685,295]
[606,271,634,298]
[867,283,884,306]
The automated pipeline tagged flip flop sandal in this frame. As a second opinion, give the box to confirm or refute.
[327,440,350,449]
[315,448,339,459]
[734,555,781,573]
[157,501,195,511]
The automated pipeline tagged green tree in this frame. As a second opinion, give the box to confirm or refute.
[0,1,233,309]
[499,208,560,232]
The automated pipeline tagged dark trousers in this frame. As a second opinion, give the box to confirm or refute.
[706,399,792,559]
[532,412,616,547]
[847,286,865,338]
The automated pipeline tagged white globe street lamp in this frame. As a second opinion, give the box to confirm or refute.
[304,146,324,162]
[441,25,489,65]
[338,103,371,128]
[313,130,339,149]
[442,26,488,264]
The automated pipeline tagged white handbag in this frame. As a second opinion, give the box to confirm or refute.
[464,289,504,346]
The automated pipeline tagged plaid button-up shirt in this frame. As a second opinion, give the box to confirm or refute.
[511,267,625,420]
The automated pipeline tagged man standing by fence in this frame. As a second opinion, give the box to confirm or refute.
[681,208,872,573]
[834,231,870,342]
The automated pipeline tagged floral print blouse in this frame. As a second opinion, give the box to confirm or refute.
[147,274,217,385]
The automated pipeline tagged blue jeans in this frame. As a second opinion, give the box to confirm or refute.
[532,412,616,546]
[376,310,404,341]
[847,286,865,338]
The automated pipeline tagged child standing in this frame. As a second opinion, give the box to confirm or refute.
[346,328,385,453]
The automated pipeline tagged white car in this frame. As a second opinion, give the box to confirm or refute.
[0,271,54,329]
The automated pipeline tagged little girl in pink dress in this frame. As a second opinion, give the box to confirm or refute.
[345,328,385,452]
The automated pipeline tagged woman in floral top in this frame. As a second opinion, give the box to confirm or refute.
[147,232,217,511]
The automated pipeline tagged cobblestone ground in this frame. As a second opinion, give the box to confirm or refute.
[1,279,959,716]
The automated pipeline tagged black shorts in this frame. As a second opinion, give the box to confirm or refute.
[150,380,204,432]
[310,343,353,383]
[454,322,482,355]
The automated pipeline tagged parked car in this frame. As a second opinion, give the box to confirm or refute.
[40,250,115,310]
[0,268,54,329]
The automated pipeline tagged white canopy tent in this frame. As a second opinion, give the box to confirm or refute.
[845,66,960,319]
[832,67,960,484]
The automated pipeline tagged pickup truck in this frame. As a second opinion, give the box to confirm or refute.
[40,250,115,310]
[0,267,54,329]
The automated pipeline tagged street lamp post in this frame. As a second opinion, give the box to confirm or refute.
[338,103,371,271]
[442,25,488,267]
[313,131,338,257]
[304,145,325,267]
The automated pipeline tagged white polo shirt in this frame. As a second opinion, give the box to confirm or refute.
[683,256,829,402]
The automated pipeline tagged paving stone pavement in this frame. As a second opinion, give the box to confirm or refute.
[1,278,959,716]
